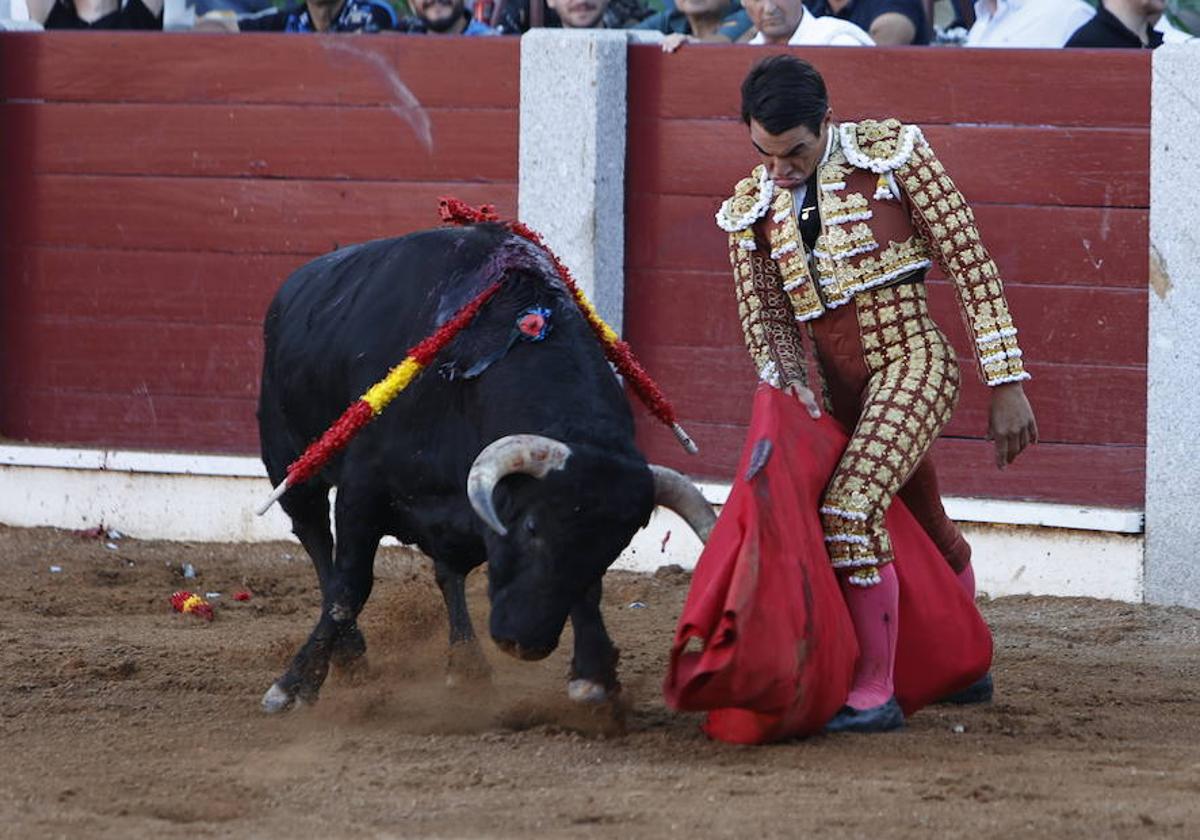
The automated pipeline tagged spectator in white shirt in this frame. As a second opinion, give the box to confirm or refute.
[965,0,1094,47]
[744,0,874,43]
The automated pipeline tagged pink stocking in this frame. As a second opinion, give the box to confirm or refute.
[840,564,899,711]
[956,561,976,601]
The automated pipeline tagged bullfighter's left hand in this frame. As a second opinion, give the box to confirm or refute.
[784,377,822,420]
[987,382,1037,469]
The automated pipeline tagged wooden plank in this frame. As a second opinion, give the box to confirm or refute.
[927,281,1147,368]
[940,365,1145,446]
[623,270,742,350]
[930,438,1143,508]
[0,33,520,109]
[628,44,1150,127]
[626,194,1148,288]
[3,320,263,399]
[16,175,517,254]
[634,414,748,481]
[0,389,259,454]
[634,413,1144,508]
[624,269,1147,369]
[630,120,1148,207]
[4,247,302,325]
[4,102,518,183]
[627,344,1145,446]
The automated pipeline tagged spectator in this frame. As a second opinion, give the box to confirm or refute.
[542,0,649,26]
[605,0,653,26]
[1066,0,1164,47]
[234,0,396,30]
[805,0,928,44]
[26,0,162,28]
[546,0,609,26]
[744,0,875,43]
[965,0,1093,47]
[487,0,647,32]
[635,0,755,50]
[397,0,497,33]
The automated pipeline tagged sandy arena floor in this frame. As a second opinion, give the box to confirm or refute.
[1,524,1198,839]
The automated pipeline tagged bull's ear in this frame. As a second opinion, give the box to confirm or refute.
[650,465,716,544]
[467,435,572,536]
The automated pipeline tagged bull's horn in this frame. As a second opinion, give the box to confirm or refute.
[467,435,572,536]
[650,465,717,544]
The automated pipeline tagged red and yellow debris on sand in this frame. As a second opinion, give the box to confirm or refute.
[170,590,214,621]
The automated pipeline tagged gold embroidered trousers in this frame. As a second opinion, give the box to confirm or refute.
[809,281,969,587]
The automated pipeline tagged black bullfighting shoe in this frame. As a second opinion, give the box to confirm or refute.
[939,672,994,705]
[824,696,905,734]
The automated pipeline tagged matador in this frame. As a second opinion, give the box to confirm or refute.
[719,56,1038,733]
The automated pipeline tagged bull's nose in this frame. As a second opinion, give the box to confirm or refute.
[493,638,554,661]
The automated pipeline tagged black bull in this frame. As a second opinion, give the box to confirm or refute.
[258,223,714,712]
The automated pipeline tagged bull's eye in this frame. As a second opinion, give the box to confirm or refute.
[524,515,537,537]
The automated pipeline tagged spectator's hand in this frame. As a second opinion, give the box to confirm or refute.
[987,382,1037,469]
[193,12,239,31]
[784,378,821,419]
[661,33,696,53]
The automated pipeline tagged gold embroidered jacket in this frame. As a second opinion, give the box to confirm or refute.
[717,118,1029,389]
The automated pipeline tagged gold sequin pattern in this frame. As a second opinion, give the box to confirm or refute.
[729,231,808,387]
[820,283,960,586]
[852,118,905,162]
[764,186,824,321]
[897,139,1028,385]
[821,190,871,223]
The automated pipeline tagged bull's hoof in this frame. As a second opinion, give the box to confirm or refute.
[567,678,615,704]
[261,682,311,714]
[261,683,295,714]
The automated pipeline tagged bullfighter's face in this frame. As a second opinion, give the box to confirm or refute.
[749,112,831,191]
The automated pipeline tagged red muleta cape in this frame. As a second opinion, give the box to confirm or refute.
[663,384,992,744]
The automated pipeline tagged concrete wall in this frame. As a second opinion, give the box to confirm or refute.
[1146,44,1200,608]
[0,446,1146,602]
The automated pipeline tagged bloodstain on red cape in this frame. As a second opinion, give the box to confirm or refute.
[663,384,992,744]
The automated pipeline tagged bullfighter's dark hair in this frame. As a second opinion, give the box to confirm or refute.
[740,55,828,136]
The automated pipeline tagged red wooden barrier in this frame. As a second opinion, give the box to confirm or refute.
[0,36,1149,510]
[0,33,519,453]
[625,45,1149,509]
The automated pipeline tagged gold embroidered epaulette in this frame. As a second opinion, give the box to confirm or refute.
[716,165,774,233]
[838,119,924,174]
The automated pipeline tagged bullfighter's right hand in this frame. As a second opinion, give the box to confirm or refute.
[784,378,822,420]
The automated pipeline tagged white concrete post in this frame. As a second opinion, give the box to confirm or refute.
[1146,44,1200,608]
[518,29,631,335]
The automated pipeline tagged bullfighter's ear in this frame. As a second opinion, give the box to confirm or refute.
[467,435,572,536]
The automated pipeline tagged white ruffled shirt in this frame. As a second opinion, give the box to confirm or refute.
[965,0,1094,48]
[749,10,875,46]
